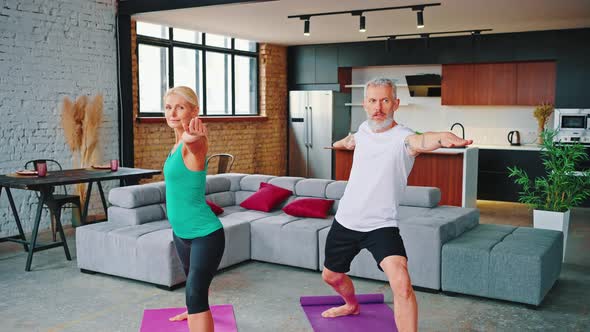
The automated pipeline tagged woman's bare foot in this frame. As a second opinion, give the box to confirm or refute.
[169,311,188,321]
[321,304,360,318]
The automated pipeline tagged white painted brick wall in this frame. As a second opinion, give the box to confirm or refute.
[0,0,119,236]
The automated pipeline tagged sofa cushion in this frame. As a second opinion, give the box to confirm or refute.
[108,204,167,226]
[400,186,441,208]
[325,181,347,200]
[206,200,224,215]
[283,198,334,219]
[205,176,231,194]
[240,182,293,212]
[251,214,333,270]
[268,176,305,192]
[208,173,248,191]
[206,191,235,208]
[239,174,275,191]
[108,181,166,208]
[294,179,333,197]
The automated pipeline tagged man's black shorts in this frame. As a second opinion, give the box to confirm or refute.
[324,219,407,273]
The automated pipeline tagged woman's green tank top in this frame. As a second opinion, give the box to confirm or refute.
[163,142,222,238]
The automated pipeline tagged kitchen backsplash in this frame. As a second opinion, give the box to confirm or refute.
[350,65,551,146]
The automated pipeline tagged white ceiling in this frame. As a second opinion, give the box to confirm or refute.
[133,0,590,45]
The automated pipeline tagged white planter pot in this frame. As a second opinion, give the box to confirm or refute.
[533,209,570,261]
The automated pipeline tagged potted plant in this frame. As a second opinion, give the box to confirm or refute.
[508,130,590,261]
[533,103,554,144]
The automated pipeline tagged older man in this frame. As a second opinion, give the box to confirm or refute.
[322,78,472,332]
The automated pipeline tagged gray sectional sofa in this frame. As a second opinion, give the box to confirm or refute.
[76,173,479,291]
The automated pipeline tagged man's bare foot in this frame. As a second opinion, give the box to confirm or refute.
[321,304,360,318]
[169,311,188,321]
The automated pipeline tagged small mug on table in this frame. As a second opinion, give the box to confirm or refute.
[36,162,47,177]
[110,159,119,172]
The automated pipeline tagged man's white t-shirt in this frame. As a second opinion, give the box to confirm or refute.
[335,121,415,232]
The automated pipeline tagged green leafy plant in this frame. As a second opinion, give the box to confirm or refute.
[508,130,590,212]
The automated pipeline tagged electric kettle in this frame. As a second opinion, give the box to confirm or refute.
[507,131,521,146]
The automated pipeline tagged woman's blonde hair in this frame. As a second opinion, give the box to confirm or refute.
[164,86,199,107]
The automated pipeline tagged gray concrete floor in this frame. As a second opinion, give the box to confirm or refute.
[0,202,589,332]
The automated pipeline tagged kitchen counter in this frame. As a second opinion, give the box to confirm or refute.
[329,146,478,208]
[426,144,542,152]
[472,144,542,151]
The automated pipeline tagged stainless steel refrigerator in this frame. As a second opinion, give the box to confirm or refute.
[289,90,351,179]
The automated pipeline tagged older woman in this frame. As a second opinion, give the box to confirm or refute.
[163,86,225,332]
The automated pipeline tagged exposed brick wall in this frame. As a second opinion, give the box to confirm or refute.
[0,0,118,236]
[131,22,287,181]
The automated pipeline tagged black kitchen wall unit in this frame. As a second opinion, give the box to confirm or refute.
[478,148,590,207]
[477,150,544,202]
[288,28,590,108]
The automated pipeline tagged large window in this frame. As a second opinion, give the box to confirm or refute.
[136,22,258,116]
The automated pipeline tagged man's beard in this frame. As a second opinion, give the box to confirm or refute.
[367,112,394,132]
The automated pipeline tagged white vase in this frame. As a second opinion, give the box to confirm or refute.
[533,209,570,261]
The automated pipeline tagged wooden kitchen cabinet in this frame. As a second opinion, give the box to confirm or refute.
[331,147,478,207]
[516,61,556,105]
[442,61,556,106]
[441,64,476,105]
[473,63,517,105]
[407,153,464,206]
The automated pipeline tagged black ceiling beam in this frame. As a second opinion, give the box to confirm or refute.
[287,2,440,19]
[119,0,278,15]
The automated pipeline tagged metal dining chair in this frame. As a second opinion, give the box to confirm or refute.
[24,159,82,241]
[205,153,235,174]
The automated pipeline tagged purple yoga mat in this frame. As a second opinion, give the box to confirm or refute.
[140,305,237,332]
[300,294,397,332]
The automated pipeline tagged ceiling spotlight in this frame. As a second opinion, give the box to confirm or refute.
[303,18,310,36]
[416,10,424,28]
[359,15,366,32]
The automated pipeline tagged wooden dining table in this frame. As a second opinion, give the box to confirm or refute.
[0,167,161,271]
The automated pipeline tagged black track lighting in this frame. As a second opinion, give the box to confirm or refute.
[368,29,492,40]
[288,3,440,35]
[421,33,430,48]
[471,30,481,46]
[416,10,424,28]
[359,15,366,33]
[385,36,395,52]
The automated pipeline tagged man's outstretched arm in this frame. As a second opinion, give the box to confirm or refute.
[333,133,355,150]
[404,132,473,156]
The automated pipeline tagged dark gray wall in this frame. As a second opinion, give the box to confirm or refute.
[288,28,590,108]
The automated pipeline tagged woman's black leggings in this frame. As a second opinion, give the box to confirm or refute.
[173,228,225,314]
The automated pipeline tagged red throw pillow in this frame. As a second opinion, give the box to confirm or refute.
[206,200,224,216]
[282,198,335,219]
[239,182,293,212]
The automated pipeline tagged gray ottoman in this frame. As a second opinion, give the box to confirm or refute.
[441,224,563,306]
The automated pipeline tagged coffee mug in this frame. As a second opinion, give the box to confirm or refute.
[36,162,47,177]
[110,159,119,171]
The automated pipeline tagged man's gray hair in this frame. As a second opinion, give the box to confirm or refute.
[364,78,397,98]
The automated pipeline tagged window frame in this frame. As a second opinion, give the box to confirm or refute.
[136,26,259,117]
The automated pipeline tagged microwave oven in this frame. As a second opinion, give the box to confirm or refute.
[554,109,590,144]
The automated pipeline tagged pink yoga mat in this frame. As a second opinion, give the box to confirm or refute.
[140,305,237,332]
[300,294,397,332]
